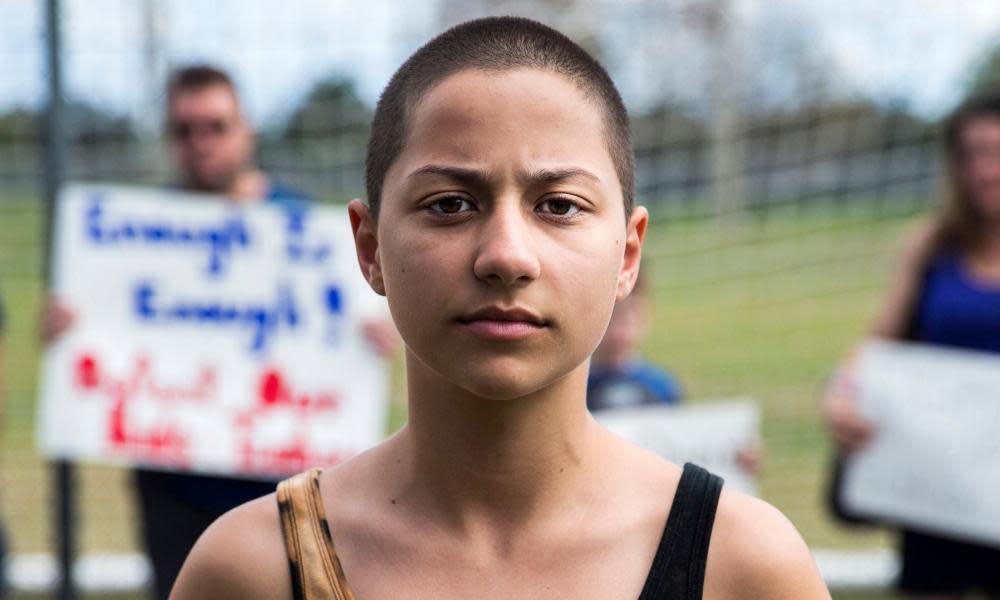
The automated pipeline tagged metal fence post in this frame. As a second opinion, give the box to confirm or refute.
[43,1,77,599]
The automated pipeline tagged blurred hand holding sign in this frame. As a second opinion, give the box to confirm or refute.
[594,400,760,494]
[841,340,1000,545]
[38,184,390,478]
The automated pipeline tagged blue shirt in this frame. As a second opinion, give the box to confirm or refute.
[913,252,1000,354]
[587,360,683,412]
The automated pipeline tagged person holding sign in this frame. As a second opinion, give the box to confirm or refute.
[588,272,762,476]
[171,17,829,600]
[824,91,1000,598]
[41,66,397,600]
[587,270,683,411]
[0,291,8,599]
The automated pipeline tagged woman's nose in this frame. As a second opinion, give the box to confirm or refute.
[472,206,542,287]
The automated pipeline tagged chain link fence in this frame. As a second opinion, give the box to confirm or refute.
[2,0,990,596]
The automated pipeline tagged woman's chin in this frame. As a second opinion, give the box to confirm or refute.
[445,359,583,403]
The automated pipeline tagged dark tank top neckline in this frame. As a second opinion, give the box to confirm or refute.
[279,462,723,600]
[638,462,724,600]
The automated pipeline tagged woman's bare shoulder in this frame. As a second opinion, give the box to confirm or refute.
[705,487,831,600]
[169,492,292,600]
[898,218,939,270]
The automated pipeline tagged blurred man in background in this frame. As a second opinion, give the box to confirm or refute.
[163,66,300,203]
[43,65,397,600]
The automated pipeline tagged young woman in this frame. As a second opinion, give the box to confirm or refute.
[825,92,1000,598]
[172,17,829,599]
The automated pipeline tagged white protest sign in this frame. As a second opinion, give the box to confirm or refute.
[38,184,390,478]
[595,399,760,494]
[841,340,1000,545]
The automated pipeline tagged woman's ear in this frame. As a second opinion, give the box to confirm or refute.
[616,206,648,301]
[348,199,385,296]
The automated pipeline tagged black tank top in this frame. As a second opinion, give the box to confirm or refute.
[278,462,723,600]
[638,463,724,599]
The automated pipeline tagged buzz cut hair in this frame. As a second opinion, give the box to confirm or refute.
[166,64,238,104]
[365,16,635,219]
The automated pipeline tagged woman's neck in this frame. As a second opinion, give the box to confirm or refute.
[394,352,604,536]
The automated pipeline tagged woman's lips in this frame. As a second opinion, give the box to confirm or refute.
[458,318,547,340]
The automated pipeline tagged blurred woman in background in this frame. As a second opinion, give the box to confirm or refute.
[825,90,1000,599]
[0,289,8,599]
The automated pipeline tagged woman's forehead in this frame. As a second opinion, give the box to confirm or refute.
[413,67,597,120]
[395,68,615,176]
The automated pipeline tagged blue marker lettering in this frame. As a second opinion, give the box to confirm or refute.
[134,281,157,319]
[85,197,252,277]
[283,207,331,266]
[131,281,303,354]
[322,283,345,346]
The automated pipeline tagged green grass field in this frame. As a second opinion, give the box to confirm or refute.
[641,207,915,550]
[0,196,926,598]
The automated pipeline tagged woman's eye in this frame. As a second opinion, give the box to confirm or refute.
[429,196,473,214]
[538,198,581,217]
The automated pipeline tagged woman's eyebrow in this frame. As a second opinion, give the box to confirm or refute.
[522,167,602,185]
[408,164,601,186]
[408,164,493,186]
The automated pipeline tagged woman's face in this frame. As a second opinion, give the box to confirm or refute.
[354,67,646,400]
[958,116,1000,221]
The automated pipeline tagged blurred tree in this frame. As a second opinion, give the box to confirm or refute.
[65,101,136,146]
[266,76,372,199]
[0,101,142,186]
[281,77,371,140]
[968,43,1000,96]
[0,101,135,145]
[631,103,707,150]
[0,108,38,141]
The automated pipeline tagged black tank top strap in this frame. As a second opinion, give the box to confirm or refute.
[638,462,724,600]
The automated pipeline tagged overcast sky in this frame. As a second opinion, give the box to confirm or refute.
[1,0,999,125]
[794,0,1000,113]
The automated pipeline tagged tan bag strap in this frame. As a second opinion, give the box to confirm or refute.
[277,468,356,600]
